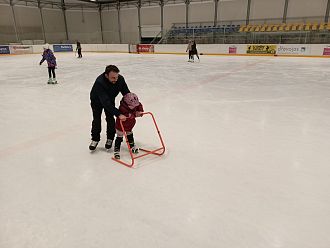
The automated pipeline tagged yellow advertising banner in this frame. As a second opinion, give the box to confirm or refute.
[247,45,277,54]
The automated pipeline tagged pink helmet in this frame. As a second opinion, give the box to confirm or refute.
[123,92,140,109]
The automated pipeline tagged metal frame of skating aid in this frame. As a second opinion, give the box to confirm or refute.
[112,112,165,168]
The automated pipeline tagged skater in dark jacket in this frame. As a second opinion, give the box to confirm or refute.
[89,65,130,151]
[191,40,200,62]
[113,92,144,159]
[39,44,57,84]
[76,41,82,58]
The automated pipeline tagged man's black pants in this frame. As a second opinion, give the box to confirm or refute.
[91,102,115,142]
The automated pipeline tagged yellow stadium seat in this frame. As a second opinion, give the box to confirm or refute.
[266,24,273,32]
[291,24,298,31]
[260,24,268,32]
[243,25,251,32]
[249,25,257,32]
[311,22,318,31]
[248,25,255,32]
[278,23,286,31]
[305,23,311,31]
[285,23,293,31]
[297,23,304,31]
[239,25,246,32]
[255,25,261,32]
[326,23,330,30]
[319,22,325,30]
[254,25,261,31]
[272,25,279,32]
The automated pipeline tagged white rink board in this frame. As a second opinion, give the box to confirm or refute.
[1,43,330,56]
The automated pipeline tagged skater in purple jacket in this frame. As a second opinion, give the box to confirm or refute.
[39,44,57,84]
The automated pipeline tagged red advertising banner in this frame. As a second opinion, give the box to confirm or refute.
[323,47,330,56]
[10,45,33,54]
[229,46,237,54]
[137,44,154,53]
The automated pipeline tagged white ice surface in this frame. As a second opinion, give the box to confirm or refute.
[0,53,330,248]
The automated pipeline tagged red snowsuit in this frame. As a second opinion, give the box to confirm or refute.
[115,99,144,132]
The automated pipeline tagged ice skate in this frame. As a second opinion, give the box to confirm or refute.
[89,140,99,150]
[105,139,113,149]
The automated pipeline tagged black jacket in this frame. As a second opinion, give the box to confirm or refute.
[192,43,197,54]
[90,73,130,116]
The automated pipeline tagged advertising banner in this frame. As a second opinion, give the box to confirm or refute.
[277,45,310,55]
[0,46,10,54]
[137,44,154,53]
[229,46,237,54]
[323,47,330,56]
[53,44,73,52]
[9,45,33,54]
[247,45,277,54]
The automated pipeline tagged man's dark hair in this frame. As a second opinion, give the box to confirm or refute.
[105,65,120,74]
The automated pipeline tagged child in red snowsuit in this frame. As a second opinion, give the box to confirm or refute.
[114,92,144,159]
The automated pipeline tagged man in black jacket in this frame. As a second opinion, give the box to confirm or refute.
[89,65,130,150]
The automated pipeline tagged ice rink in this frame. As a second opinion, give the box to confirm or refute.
[1,52,330,248]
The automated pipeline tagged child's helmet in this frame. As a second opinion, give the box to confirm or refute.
[43,43,50,50]
[123,92,140,109]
